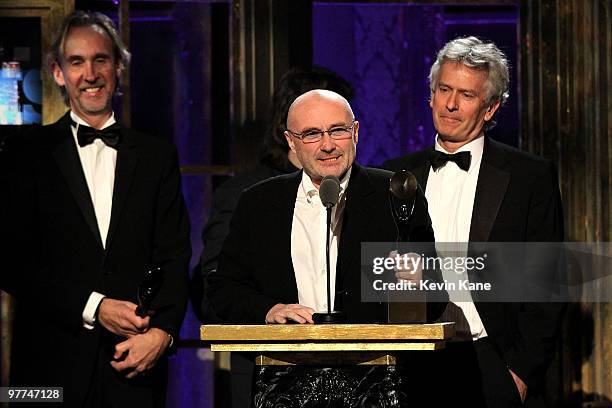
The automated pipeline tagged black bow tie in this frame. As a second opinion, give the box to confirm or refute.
[430,150,471,171]
[72,120,122,149]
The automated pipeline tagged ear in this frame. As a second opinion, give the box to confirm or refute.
[353,121,359,145]
[115,62,123,78]
[484,99,501,122]
[284,131,296,152]
[429,96,434,109]
[51,61,66,87]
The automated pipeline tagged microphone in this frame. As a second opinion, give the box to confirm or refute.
[319,175,341,208]
[389,170,418,241]
[313,175,345,324]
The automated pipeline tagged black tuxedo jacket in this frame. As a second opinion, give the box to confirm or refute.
[208,163,437,324]
[192,164,296,323]
[0,113,191,406]
[384,137,565,390]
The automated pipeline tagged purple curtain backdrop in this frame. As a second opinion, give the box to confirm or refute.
[124,3,215,408]
[313,3,519,167]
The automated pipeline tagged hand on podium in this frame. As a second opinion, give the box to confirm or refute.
[265,303,315,324]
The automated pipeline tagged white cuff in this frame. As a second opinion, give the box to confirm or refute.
[82,292,106,330]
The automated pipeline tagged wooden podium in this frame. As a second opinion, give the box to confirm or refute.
[202,323,454,407]
[201,322,454,365]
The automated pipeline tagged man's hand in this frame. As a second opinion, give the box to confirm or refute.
[110,328,171,379]
[392,251,423,283]
[98,298,150,337]
[509,369,527,403]
[265,303,315,324]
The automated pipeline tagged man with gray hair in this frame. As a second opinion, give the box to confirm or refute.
[385,36,564,407]
[1,10,190,407]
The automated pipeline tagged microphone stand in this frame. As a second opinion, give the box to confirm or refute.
[313,203,345,324]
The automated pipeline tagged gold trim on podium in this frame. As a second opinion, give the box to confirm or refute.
[201,322,453,341]
[210,341,446,352]
[202,323,454,366]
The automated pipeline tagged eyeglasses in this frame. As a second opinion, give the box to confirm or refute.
[286,122,356,144]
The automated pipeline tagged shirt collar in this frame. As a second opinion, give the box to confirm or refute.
[70,111,116,130]
[299,167,353,201]
[338,167,351,198]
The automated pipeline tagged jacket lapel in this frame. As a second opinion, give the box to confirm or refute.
[50,114,104,248]
[415,149,433,191]
[271,172,302,301]
[336,164,375,293]
[468,138,510,242]
[105,131,139,251]
[402,147,433,191]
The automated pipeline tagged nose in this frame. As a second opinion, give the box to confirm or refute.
[319,132,337,152]
[83,61,97,82]
[445,92,459,111]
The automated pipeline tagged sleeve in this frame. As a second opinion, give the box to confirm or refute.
[149,146,191,341]
[502,161,566,389]
[200,182,244,274]
[0,139,94,333]
[207,191,282,324]
[191,180,245,323]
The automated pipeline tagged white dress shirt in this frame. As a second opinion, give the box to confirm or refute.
[70,111,117,329]
[425,134,488,341]
[291,169,351,313]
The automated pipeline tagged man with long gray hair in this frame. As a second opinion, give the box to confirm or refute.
[1,10,190,407]
[385,36,564,407]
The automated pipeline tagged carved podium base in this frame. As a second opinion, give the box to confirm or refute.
[201,324,454,408]
[254,365,405,408]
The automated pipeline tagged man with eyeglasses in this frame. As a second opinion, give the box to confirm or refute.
[208,89,436,326]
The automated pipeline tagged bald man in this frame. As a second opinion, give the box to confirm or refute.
[208,90,436,325]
